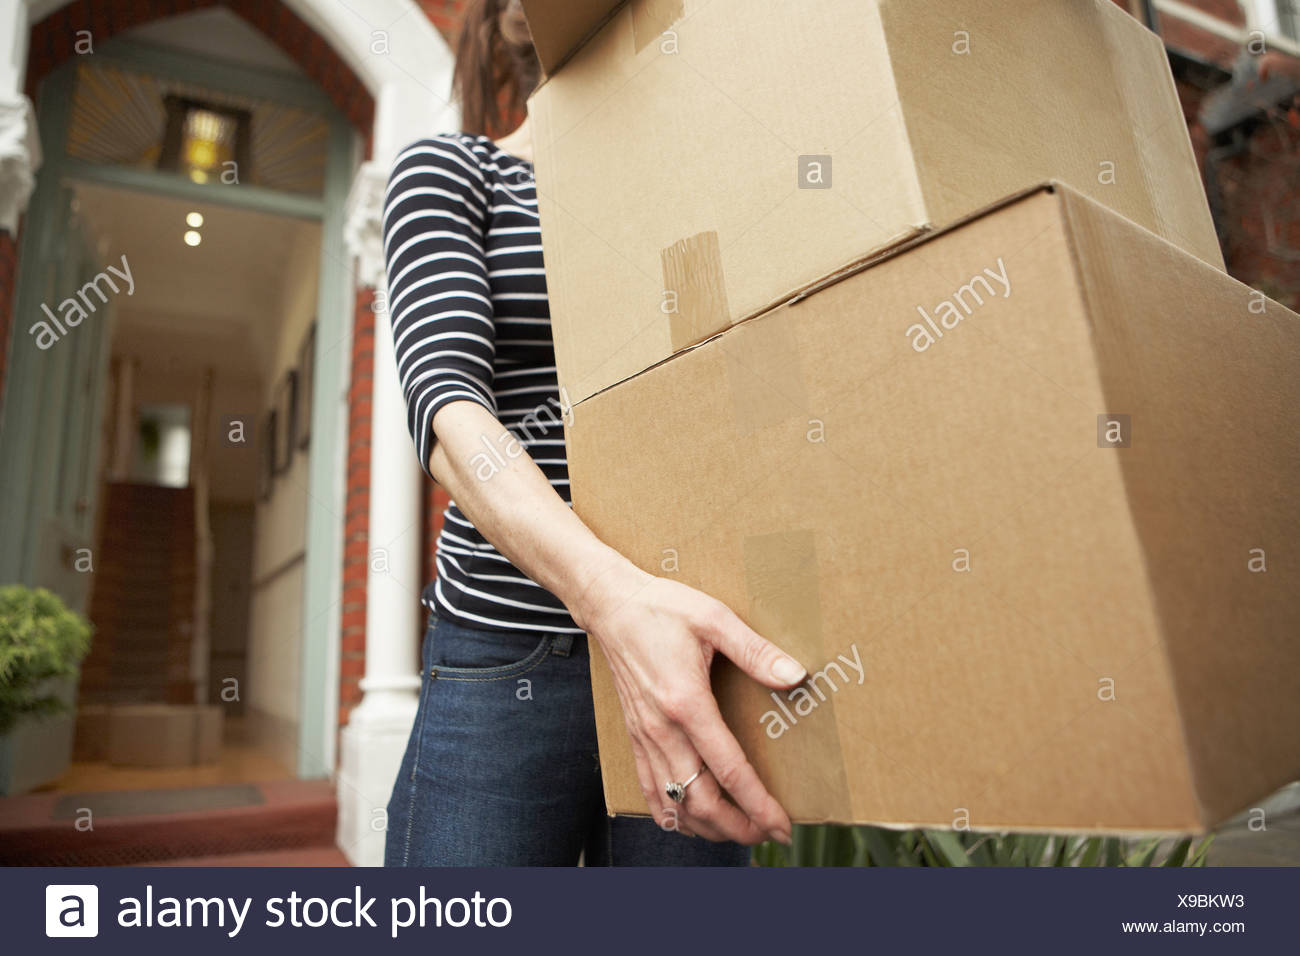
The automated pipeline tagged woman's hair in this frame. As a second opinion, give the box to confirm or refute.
[452,0,542,138]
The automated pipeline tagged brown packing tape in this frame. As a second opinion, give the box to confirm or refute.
[742,530,822,663]
[631,0,685,54]
[731,529,853,820]
[721,314,809,435]
[661,230,730,352]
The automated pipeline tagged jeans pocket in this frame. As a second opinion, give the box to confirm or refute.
[428,619,554,683]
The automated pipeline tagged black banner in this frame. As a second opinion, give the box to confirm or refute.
[5,865,1296,953]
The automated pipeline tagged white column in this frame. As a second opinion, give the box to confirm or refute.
[0,0,40,235]
[313,3,460,865]
[336,157,424,867]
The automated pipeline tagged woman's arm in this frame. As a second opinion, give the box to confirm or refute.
[428,399,803,845]
[383,135,802,845]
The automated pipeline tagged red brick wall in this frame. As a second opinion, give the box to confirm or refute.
[416,0,467,40]
[1111,1,1300,309]
[339,289,375,728]
[1189,0,1247,25]
[1114,0,1246,26]
[1159,5,1300,310]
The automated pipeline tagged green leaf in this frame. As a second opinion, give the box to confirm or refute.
[861,826,905,867]
[1188,837,1215,867]
[1103,838,1125,867]
[1016,835,1049,866]
[851,827,870,866]
[917,835,941,867]
[964,834,996,867]
[1162,838,1192,868]
[1079,837,1104,867]
[1126,838,1161,868]
[1057,836,1083,866]
[925,830,973,866]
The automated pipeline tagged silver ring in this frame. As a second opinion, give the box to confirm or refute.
[666,766,705,803]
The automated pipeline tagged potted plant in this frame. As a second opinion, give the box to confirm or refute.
[0,585,92,795]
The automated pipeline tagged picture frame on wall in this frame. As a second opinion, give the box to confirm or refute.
[296,320,315,451]
[258,408,277,501]
[274,369,298,474]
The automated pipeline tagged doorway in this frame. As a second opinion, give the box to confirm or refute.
[0,9,352,805]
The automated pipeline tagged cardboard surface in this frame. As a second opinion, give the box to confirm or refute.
[525,0,1225,407]
[567,184,1300,833]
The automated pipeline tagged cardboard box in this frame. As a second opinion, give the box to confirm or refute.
[567,182,1300,833]
[523,0,1226,408]
[106,704,223,768]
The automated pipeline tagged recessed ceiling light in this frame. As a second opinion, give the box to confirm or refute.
[186,211,204,228]
[184,230,202,247]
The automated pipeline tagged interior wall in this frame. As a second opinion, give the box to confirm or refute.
[104,339,262,503]
[245,224,321,769]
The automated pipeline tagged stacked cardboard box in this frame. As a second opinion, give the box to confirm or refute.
[523,0,1300,832]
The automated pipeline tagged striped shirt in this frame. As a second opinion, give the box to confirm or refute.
[382,133,581,634]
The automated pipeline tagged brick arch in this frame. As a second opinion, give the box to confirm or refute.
[24,0,375,150]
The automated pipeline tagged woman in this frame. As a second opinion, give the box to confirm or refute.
[381,0,806,866]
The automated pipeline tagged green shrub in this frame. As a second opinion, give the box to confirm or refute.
[753,824,1212,867]
[0,585,92,735]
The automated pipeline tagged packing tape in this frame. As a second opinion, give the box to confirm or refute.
[632,0,685,54]
[661,230,730,352]
[742,530,822,659]
[721,314,809,435]
[739,529,855,820]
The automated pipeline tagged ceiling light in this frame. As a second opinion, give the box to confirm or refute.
[186,211,204,228]
[158,95,251,185]
[184,230,202,247]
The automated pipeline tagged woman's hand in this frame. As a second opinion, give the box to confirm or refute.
[573,555,806,846]
[424,402,803,844]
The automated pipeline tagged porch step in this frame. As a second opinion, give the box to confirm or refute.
[0,779,337,866]
[152,846,350,867]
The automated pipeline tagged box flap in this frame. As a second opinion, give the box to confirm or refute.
[521,0,626,76]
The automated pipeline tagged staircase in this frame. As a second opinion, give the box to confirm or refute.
[80,481,198,706]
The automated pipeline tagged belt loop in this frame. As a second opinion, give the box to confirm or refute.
[551,633,574,657]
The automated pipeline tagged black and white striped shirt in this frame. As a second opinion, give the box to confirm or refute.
[382,133,581,634]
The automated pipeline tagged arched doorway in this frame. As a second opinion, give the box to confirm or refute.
[0,0,453,864]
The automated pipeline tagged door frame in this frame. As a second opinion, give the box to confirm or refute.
[0,36,356,779]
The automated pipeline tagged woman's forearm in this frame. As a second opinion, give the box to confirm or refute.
[427,399,643,632]
[427,397,800,844]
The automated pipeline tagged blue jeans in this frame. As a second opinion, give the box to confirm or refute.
[384,613,753,866]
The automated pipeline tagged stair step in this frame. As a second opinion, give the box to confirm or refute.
[0,780,337,866]
[151,846,350,867]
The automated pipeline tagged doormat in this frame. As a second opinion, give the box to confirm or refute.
[51,784,264,819]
